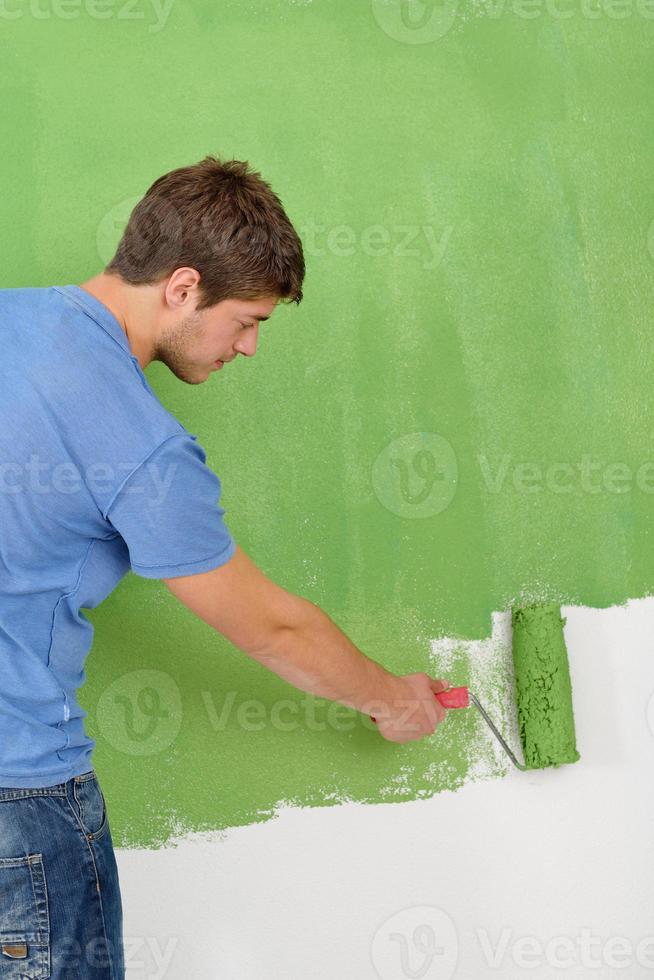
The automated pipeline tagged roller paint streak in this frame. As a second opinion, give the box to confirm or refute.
[511,603,580,770]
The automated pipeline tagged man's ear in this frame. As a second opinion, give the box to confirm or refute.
[164,268,202,309]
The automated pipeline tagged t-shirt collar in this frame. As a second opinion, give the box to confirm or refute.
[54,284,135,358]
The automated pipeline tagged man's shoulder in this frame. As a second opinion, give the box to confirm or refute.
[0,283,188,503]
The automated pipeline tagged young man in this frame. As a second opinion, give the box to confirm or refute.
[0,156,449,979]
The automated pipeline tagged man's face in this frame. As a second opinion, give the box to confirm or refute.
[153,294,279,385]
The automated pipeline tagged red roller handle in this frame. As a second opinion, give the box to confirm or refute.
[369,685,469,723]
[436,686,470,709]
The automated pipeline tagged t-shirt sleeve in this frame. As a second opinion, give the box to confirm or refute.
[105,433,237,578]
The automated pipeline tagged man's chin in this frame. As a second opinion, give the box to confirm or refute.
[168,364,213,385]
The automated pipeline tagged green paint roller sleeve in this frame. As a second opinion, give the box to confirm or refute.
[511,603,581,770]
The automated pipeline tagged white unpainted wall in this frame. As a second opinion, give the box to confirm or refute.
[116,600,654,979]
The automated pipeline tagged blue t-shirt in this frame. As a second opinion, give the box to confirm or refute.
[0,284,237,787]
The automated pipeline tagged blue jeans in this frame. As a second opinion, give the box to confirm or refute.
[0,769,124,978]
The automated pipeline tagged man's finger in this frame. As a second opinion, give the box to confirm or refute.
[429,677,450,694]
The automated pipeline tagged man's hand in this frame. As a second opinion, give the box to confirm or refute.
[369,673,450,744]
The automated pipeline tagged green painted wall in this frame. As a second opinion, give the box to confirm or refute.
[2,0,653,846]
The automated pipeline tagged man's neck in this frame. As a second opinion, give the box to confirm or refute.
[78,273,157,369]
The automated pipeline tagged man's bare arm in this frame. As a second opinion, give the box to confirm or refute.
[162,544,448,741]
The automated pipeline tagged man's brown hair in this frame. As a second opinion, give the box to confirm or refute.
[106,156,305,310]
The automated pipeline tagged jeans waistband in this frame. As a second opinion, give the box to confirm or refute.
[0,769,96,801]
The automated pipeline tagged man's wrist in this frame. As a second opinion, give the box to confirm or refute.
[356,667,403,718]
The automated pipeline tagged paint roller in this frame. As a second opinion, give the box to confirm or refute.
[373,603,580,771]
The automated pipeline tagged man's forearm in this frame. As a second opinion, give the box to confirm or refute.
[249,596,400,714]
[162,549,446,742]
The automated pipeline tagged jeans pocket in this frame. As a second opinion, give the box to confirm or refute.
[0,853,50,979]
[73,772,108,842]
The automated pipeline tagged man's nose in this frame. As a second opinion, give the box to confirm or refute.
[235,326,259,357]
